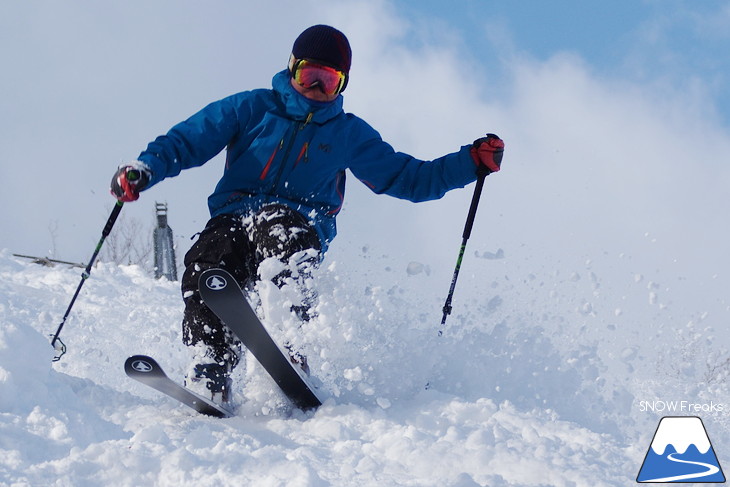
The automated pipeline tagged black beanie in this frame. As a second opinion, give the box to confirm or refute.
[292,25,352,73]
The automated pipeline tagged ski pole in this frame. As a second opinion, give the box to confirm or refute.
[438,165,490,335]
[50,200,124,361]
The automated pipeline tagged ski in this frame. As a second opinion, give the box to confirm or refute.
[124,354,234,418]
[198,268,323,410]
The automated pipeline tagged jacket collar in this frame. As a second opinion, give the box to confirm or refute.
[272,70,343,124]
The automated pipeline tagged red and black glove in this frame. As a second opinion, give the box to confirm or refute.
[110,164,150,202]
[470,133,504,174]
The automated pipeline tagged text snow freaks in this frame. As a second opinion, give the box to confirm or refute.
[638,401,725,414]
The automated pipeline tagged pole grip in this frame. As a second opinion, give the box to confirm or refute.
[462,167,489,239]
[102,200,124,238]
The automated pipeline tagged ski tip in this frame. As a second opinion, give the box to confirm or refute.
[199,268,240,294]
[124,354,164,376]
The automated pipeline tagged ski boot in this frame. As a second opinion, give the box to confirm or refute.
[186,362,232,405]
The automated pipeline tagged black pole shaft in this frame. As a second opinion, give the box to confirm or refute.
[50,201,124,358]
[439,168,488,334]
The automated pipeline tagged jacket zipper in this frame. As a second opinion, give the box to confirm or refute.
[269,112,313,193]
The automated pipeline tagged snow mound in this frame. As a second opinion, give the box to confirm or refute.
[1,248,728,486]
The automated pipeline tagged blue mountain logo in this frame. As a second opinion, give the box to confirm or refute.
[637,416,725,483]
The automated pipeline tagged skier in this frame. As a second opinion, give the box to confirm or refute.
[110,25,504,404]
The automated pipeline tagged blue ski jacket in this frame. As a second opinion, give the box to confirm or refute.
[138,70,478,251]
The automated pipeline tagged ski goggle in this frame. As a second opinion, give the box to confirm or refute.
[289,56,348,96]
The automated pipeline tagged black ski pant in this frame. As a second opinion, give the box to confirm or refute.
[180,204,321,369]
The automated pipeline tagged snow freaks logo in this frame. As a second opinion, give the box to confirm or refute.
[637,416,726,483]
[639,400,725,414]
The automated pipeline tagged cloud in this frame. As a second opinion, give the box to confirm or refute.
[1,0,728,288]
[314,2,730,311]
[0,0,320,260]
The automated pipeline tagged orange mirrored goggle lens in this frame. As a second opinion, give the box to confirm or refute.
[291,59,347,96]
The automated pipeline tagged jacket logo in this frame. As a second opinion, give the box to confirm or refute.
[318,143,332,153]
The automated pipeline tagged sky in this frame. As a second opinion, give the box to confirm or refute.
[1,0,729,288]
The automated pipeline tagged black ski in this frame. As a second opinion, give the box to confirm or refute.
[124,354,234,418]
[198,268,323,410]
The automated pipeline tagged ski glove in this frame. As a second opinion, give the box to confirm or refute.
[470,133,504,174]
[110,163,151,202]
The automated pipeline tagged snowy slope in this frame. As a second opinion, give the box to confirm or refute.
[1,243,728,486]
